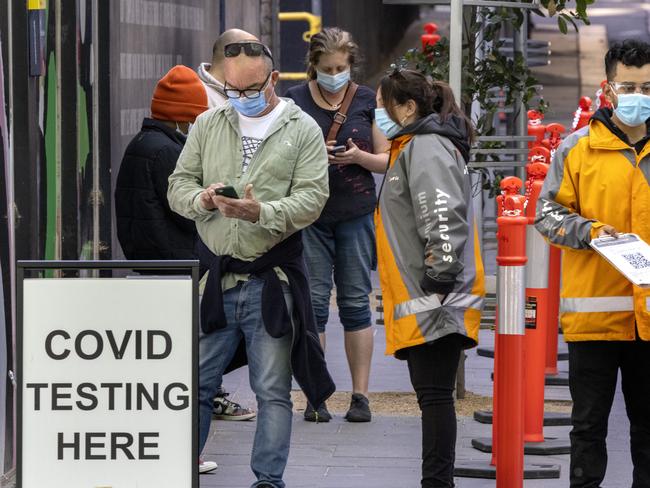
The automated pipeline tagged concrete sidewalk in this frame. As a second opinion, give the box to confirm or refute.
[202,323,633,487]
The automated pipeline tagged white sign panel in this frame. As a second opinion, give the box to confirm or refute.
[590,233,650,287]
[21,278,195,488]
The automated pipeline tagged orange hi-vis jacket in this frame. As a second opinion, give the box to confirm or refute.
[375,114,485,357]
[535,110,650,342]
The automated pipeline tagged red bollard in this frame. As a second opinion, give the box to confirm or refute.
[596,80,613,110]
[528,146,550,166]
[572,96,593,131]
[546,245,562,375]
[545,123,565,149]
[421,23,441,52]
[527,148,562,377]
[523,163,550,444]
[495,176,527,488]
[527,110,546,149]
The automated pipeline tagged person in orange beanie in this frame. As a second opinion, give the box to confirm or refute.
[115,65,208,264]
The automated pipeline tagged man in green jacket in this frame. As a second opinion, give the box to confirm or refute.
[168,41,330,488]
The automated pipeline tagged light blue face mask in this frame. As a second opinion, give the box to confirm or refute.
[614,93,650,127]
[375,108,401,139]
[229,92,269,117]
[316,70,350,93]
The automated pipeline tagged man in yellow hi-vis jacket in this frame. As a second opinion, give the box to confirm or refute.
[536,40,650,487]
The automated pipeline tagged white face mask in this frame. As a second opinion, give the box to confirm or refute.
[176,122,193,136]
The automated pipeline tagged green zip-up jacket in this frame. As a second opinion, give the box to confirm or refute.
[167,99,329,288]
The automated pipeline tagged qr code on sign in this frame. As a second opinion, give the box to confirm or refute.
[622,252,650,270]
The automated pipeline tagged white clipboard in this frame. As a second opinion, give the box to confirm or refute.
[589,233,650,287]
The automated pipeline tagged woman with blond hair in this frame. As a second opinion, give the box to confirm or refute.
[285,27,389,423]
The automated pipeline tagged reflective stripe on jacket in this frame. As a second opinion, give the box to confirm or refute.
[376,127,484,357]
[535,116,650,341]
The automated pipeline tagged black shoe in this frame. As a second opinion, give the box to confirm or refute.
[344,393,371,422]
[303,402,332,422]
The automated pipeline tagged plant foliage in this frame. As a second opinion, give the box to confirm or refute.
[398,0,593,195]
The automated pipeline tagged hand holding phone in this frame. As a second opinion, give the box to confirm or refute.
[330,144,347,154]
[213,185,239,199]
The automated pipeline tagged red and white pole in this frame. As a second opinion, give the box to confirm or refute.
[547,245,561,375]
[523,162,550,443]
[494,177,527,488]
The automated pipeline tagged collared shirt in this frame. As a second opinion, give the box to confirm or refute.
[168,98,329,290]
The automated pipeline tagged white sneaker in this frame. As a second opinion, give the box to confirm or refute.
[199,459,218,474]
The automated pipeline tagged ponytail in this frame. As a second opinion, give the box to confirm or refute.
[380,69,475,143]
[430,81,475,143]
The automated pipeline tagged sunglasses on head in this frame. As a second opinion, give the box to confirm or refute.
[224,42,274,63]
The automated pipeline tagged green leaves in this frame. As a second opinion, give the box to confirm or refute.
[395,1,591,196]
[539,0,592,31]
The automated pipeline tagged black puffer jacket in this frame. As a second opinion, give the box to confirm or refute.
[115,118,196,260]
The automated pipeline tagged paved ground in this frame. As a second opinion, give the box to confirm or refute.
[202,323,633,488]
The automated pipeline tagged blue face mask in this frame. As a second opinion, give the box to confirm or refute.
[375,108,401,139]
[316,70,350,93]
[229,92,269,117]
[614,93,650,127]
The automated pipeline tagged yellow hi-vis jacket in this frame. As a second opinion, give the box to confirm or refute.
[535,112,650,342]
[375,114,484,357]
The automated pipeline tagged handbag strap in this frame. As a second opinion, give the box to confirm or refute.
[325,82,359,142]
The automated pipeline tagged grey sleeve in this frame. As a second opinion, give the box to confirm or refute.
[407,135,468,294]
[534,131,598,250]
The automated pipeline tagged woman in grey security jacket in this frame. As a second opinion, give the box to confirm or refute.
[375,69,484,487]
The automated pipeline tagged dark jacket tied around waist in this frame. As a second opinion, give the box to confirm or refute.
[197,232,335,408]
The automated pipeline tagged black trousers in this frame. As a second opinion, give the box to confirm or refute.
[405,334,463,488]
[568,338,650,488]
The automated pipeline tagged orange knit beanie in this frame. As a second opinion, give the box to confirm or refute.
[151,65,208,122]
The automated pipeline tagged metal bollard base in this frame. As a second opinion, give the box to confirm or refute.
[472,436,571,455]
[454,461,561,479]
[474,409,571,426]
[545,371,569,386]
[478,345,569,360]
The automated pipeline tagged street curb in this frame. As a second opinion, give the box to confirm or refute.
[578,24,609,100]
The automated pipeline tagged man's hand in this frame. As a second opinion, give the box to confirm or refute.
[214,184,261,223]
[596,225,620,238]
[199,182,225,210]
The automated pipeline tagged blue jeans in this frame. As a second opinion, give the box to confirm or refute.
[198,277,293,488]
[303,212,375,333]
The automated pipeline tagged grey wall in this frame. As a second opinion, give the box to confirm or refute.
[109,0,222,259]
[328,0,419,82]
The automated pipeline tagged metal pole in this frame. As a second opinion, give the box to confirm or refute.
[55,0,62,264]
[311,0,322,18]
[92,0,100,262]
[513,14,528,181]
[449,0,463,104]
[6,0,16,471]
[272,0,281,70]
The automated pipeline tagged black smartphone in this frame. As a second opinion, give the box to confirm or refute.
[330,145,347,154]
[213,186,239,199]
